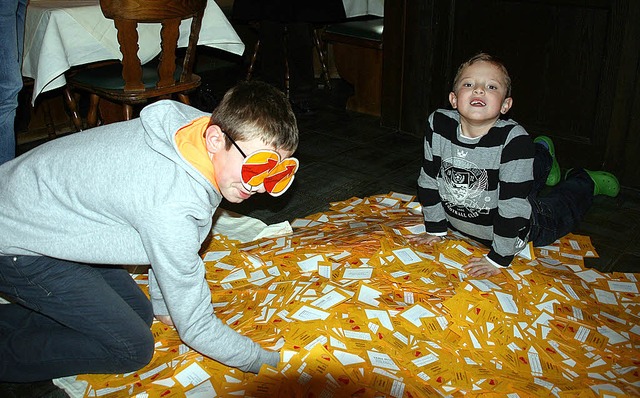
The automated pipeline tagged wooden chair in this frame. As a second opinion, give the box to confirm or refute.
[63,0,206,130]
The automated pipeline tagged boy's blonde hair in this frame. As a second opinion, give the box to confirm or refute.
[452,53,512,97]
[209,80,299,152]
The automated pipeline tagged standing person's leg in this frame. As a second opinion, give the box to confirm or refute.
[0,0,26,165]
[528,169,595,247]
[258,20,287,93]
[0,256,154,382]
[285,22,315,109]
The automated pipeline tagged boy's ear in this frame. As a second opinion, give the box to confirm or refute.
[204,124,225,154]
[500,97,513,114]
[449,92,458,109]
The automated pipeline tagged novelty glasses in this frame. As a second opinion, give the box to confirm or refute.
[222,130,299,197]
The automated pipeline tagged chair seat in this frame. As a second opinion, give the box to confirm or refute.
[323,18,383,49]
[68,62,201,104]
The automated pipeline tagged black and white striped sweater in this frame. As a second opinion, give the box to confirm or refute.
[417,109,535,267]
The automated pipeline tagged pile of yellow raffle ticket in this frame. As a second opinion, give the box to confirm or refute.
[74,193,640,397]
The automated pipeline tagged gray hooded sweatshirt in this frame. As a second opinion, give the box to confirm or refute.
[0,100,278,373]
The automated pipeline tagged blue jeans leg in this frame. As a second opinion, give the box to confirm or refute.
[0,256,154,382]
[528,168,594,246]
[0,0,26,165]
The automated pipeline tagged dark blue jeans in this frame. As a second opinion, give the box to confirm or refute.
[528,144,594,247]
[0,256,155,382]
[0,0,27,165]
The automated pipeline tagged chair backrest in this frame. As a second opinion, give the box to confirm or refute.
[99,0,207,92]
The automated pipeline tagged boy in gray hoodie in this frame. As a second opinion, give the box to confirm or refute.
[0,80,298,382]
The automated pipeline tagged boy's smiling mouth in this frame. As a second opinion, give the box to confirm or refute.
[470,99,486,106]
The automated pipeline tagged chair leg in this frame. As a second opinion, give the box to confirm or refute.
[62,86,83,132]
[313,28,331,91]
[123,104,134,121]
[177,93,190,105]
[246,39,261,81]
[87,94,100,128]
[42,100,57,140]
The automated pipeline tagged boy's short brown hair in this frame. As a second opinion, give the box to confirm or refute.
[452,53,512,97]
[209,80,299,152]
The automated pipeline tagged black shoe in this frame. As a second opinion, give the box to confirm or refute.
[290,99,316,116]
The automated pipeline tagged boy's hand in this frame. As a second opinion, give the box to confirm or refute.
[408,233,445,246]
[156,315,174,326]
[463,257,502,278]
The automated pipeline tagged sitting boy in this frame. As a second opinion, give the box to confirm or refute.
[412,53,619,278]
[0,81,298,382]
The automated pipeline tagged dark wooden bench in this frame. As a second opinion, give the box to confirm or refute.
[322,18,383,117]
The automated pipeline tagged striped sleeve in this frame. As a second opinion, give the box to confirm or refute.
[417,112,447,234]
[488,127,535,266]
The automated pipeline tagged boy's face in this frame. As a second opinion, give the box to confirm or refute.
[205,125,294,203]
[449,61,512,125]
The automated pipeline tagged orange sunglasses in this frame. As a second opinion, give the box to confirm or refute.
[223,130,299,197]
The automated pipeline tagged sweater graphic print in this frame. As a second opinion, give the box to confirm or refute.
[441,152,490,219]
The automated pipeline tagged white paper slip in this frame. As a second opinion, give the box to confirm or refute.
[403,224,426,235]
[468,278,502,292]
[342,267,374,280]
[203,250,231,262]
[297,254,324,273]
[184,380,217,398]
[494,291,519,314]
[365,308,394,331]
[174,362,210,387]
[367,351,400,371]
[594,288,618,305]
[607,280,638,293]
[392,247,422,265]
[254,221,293,240]
[333,350,366,366]
[289,305,331,321]
[310,290,349,310]
[438,253,464,270]
[356,284,383,307]
[575,269,605,283]
[399,304,435,328]
[220,269,247,283]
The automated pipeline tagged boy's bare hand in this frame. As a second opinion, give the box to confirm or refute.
[407,233,445,246]
[463,257,501,278]
[156,315,174,326]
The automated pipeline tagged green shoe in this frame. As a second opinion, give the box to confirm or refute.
[565,168,620,197]
[533,135,560,186]
[587,170,620,197]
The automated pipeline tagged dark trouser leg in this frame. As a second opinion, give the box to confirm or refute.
[259,20,286,92]
[0,256,154,382]
[530,142,552,199]
[285,22,315,103]
[528,169,594,246]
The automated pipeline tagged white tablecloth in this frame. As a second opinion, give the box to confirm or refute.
[22,0,245,103]
[342,0,384,18]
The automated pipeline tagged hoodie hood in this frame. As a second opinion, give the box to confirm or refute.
[140,100,219,203]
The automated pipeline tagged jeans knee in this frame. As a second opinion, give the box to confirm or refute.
[110,327,155,373]
[107,325,155,373]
